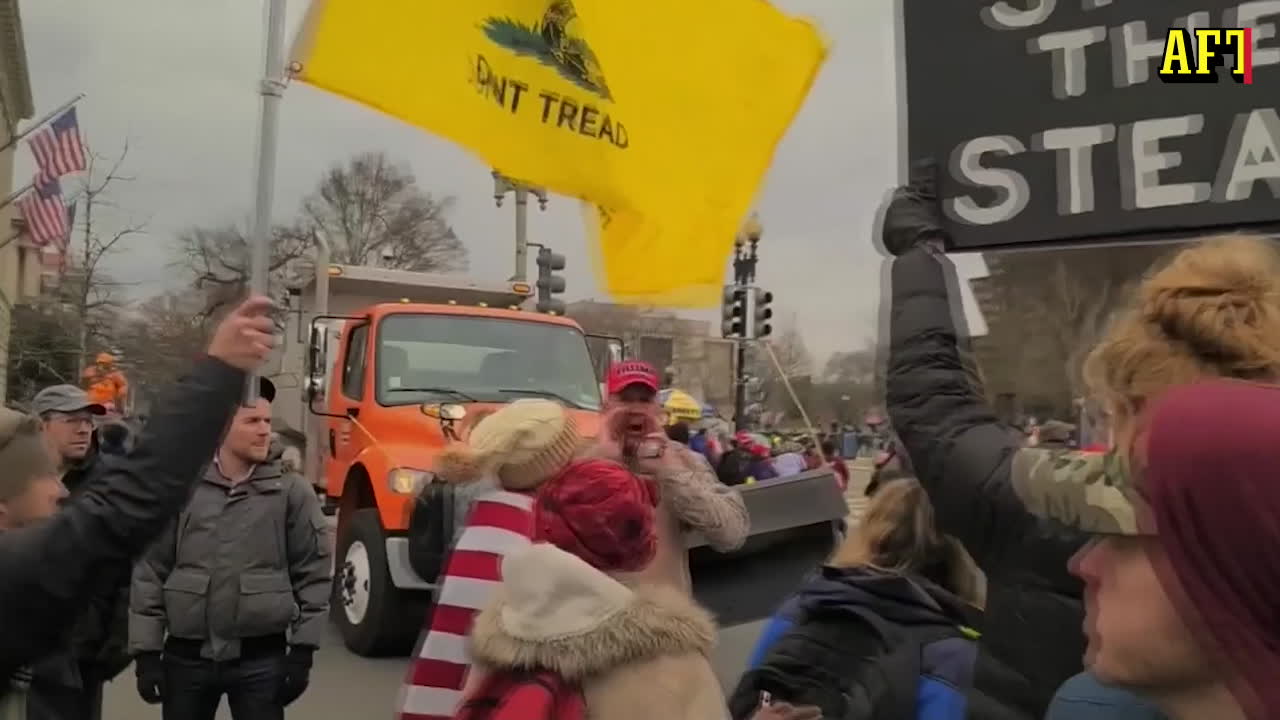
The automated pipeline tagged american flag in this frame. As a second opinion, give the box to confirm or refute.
[28,107,86,181]
[41,202,76,273]
[17,178,69,246]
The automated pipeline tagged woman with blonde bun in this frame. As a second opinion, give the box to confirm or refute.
[879,161,1280,720]
[396,399,584,720]
[1081,233,1280,461]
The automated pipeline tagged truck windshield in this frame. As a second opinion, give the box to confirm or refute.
[376,313,602,410]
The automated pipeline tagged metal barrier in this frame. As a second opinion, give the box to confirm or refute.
[689,468,846,626]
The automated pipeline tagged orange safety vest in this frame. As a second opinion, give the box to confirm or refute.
[83,366,128,406]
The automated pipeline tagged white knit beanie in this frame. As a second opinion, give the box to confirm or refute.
[435,399,581,490]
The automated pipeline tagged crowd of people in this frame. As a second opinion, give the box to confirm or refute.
[3,162,1280,720]
[666,421,851,490]
[0,297,331,720]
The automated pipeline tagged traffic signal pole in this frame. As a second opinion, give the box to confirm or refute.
[723,215,773,431]
[534,245,567,314]
[514,186,529,281]
[734,341,748,430]
[493,171,548,282]
[729,218,761,430]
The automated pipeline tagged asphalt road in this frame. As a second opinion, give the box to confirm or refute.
[104,461,873,719]
[102,617,770,719]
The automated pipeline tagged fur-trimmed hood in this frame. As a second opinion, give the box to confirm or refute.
[469,544,717,680]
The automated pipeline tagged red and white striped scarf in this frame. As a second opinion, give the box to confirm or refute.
[396,489,534,720]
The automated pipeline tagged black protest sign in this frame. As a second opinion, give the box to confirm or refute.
[900,1,1280,251]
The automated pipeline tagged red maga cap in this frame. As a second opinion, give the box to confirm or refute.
[607,361,658,395]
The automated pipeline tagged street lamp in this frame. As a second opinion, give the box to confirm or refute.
[732,213,764,429]
[733,212,763,286]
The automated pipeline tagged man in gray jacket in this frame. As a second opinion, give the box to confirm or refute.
[129,378,331,720]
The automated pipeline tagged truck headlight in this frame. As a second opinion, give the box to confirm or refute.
[388,468,434,494]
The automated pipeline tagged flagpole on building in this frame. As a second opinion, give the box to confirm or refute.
[243,0,288,406]
[0,181,33,212]
[1,93,85,153]
[0,230,22,252]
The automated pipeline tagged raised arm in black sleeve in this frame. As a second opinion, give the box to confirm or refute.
[886,247,1083,572]
[0,356,244,667]
[884,247,1088,717]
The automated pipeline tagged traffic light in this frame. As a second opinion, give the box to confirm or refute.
[721,285,749,339]
[753,288,773,339]
[535,247,566,314]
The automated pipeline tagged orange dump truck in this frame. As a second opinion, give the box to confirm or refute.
[274,261,614,655]
[273,261,848,665]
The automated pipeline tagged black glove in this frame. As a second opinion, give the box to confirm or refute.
[134,652,165,705]
[277,646,313,706]
[881,158,949,256]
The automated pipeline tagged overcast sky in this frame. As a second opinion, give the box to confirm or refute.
[18,0,987,364]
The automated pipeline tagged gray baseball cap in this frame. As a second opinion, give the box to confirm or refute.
[31,385,107,417]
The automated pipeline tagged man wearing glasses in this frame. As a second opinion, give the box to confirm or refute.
[26,384,132,720]
[31,385,107,481]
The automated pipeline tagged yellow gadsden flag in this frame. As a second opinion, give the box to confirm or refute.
[294,0,825,306]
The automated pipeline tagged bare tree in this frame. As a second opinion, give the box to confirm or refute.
[4,303,80,403]
[176,224,314,318]
[300,152,467,271]
[113,291,210,410]
[747,324,815,419]
[816,344,884,421]
[60,143,146,375]
[822,346,879,386]
[760,324,814,380]
[976,244,1174,415]
[0,144,143,393]
[1027,258,1134,398]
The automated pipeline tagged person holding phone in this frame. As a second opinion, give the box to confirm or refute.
[583,361,749,593]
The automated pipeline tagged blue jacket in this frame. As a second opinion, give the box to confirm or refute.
[1045,673,1168,720]
[730,566,986,720]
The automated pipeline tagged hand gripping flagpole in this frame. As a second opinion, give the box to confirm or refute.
[244,0,288,406]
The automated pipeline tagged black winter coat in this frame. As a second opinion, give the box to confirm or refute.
[0,356,244,671]
[885,248,1088,719]
[62,437,129,677]
[26,450,135,715]
[729,566,984,720]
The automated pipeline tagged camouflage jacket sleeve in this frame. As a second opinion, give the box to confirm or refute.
[885,248,1084,579]
[659,441,749,552]
[1010,448,1142,536]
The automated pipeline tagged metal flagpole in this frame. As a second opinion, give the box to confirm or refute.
[0,230,22,253]
[761,340,823,453]
[244,0,288,406]
[0,93,86,153]
[0,181,33,213]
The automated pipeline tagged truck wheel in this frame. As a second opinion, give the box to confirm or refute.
[332,508,423,656]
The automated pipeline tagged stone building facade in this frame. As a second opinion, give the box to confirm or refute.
[566,300,736,415]
[0,0,35,400]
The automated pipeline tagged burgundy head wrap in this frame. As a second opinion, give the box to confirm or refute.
[1144,380,1280,717]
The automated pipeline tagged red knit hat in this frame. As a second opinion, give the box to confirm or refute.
[533,459,658,573]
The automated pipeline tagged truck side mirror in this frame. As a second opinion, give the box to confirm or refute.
[306,323,327,405]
